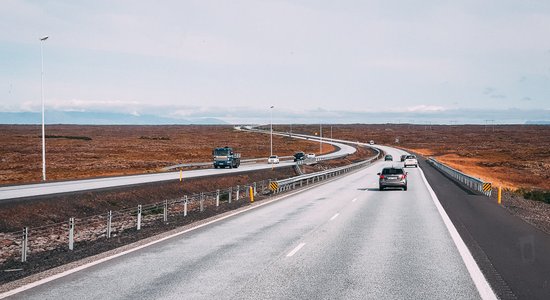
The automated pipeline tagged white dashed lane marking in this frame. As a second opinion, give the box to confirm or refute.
[286,243,306,257]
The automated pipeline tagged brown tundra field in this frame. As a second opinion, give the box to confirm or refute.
[0,125,334,185]
[0,124,548,191]
[276,124,550,190]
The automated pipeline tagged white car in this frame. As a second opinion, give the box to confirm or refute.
[268,155,280,164]
[306,153,316,159]
[404,155,418,168]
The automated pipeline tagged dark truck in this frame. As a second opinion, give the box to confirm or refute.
[213,147,241,169]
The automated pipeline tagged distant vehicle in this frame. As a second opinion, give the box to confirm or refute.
[369,140,375,145]
[378,167,408,191]
[213,147,241,169]
[293,151,306,162]
[400,155,407,162]
[404,155,418,168]
[384,154,393,161]
[306,153,316,159]
[268,155,280,164]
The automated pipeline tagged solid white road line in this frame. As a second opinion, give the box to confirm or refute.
[418,167,497,300]
[286,243,306,257]
[329,213,339,221]
[352,198,357,202]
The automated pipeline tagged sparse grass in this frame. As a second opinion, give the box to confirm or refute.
[43,135,92,141]
[139,136,170,141]
[517,189,550,204]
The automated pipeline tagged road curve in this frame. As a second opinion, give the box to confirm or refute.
[1,145,490,299]
[0,135,356,201]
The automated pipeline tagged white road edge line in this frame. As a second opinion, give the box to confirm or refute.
[0,184,326,299]
[286,243,306,257]
[352,198,357,202]
[329,213,339,221]
[418,167,497,300]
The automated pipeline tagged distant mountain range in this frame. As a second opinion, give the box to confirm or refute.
[525,120,550,125]
[0,111,227,125]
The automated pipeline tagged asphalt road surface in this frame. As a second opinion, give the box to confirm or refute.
[3,147,488,299]
[0,138,357,201]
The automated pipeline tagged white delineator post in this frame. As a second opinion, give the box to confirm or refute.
[137,205,142,230]
[21,227,28,262]
[68,217,74,250]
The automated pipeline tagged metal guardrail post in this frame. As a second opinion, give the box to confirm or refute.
[216,189,220,207]
[137,205,142,230]
[21,227,28,262]
[163,200,168,222]
[236,186,240,200]
[107,210,112,238]
[200,193,204,212]
[228,187,232,203]
[69,217,75,250]
[253,182,257,196]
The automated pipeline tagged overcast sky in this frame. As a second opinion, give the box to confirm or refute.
[1,0,549,123]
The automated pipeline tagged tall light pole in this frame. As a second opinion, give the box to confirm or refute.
[270,106,274,156]
[40,35,49,181]
[319,123,323,154]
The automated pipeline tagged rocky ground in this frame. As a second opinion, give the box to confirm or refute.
[494,189,550,235]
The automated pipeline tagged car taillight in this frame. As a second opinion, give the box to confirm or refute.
[400,175,405,179]
[379,175,384,179]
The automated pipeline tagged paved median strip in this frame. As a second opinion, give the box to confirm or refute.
[286,243,306,257]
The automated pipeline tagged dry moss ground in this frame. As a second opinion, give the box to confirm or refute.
[282,124,549,190]
[0,125,333,185]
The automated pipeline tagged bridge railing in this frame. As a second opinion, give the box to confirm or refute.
[427,157,492,197]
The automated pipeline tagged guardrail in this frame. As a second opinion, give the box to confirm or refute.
[162,156,295,171]
[270,148,381,193]
[0,179,274,265]
[427,157,492,197]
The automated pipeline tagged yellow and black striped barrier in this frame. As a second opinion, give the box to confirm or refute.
[482,183,492,192]
[269,181,279,191]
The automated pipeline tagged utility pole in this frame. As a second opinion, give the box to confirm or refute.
[270,106,274,156]
[40,35,49,181]
[320,123,323,154]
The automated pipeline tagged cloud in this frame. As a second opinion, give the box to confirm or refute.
[406,105,446,112]
[483,87,495,95]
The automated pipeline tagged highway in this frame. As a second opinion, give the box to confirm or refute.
[0,137,356,201]
[1,146,493,299]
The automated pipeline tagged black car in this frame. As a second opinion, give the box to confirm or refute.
[384,154,393,161]
[293,151,306,162]
[378,167,407,191]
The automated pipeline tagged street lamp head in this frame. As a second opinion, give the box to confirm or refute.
[40,36,49,41]
[270,106,274,109]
